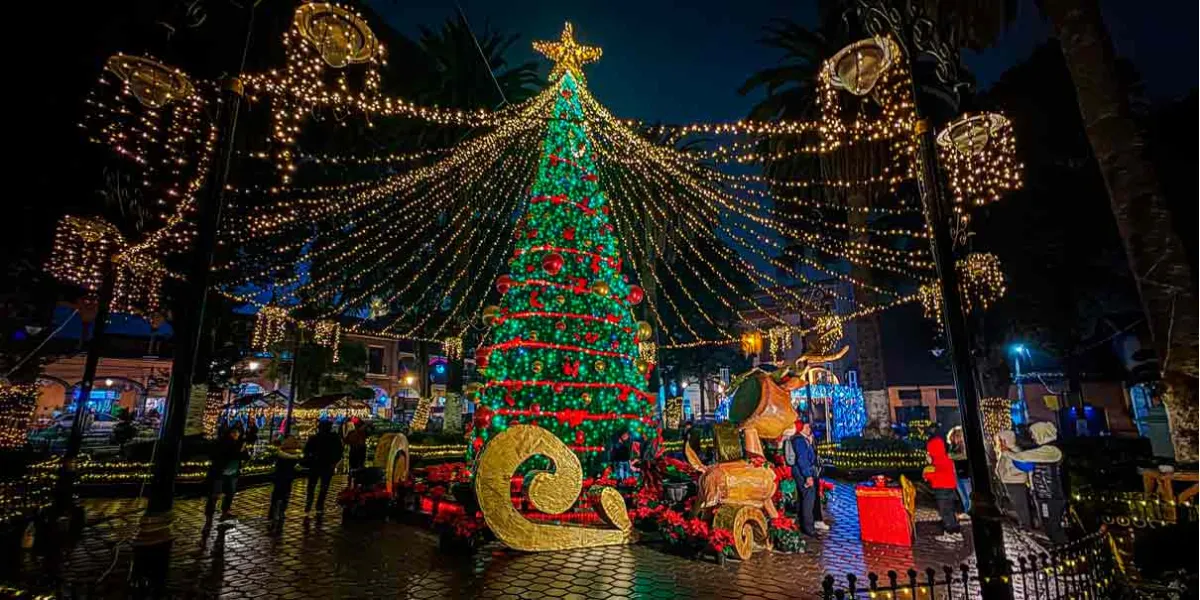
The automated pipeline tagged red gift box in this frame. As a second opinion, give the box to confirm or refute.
[854,484,912,547]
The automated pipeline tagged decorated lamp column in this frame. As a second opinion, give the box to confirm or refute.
[830,7,1024,596]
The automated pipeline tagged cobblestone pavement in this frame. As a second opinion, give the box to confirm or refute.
[4,479,1046,599]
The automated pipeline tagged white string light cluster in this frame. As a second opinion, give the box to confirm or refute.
[72,7,1020,354]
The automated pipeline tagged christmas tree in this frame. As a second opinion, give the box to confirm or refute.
[472,23,657,477]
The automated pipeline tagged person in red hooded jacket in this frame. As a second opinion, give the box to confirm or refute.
[922,424,963,542]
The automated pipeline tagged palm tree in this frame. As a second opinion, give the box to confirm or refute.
[738,13,898,428]
[416,15,540,111]
[1038,0,1197,461]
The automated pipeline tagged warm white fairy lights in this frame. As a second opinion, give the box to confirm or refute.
[312,319,342,362]
[46,216,123,292]
[252,306,290,350]
[72,15,1021,353]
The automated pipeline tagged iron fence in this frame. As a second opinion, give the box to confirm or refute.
[820,530,1122,599]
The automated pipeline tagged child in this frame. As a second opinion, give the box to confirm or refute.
[923,425,962,542]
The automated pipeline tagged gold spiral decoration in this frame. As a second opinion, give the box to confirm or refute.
[474,424,635,551]
[713,505,770,560]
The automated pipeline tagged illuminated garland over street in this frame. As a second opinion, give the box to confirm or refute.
[73,6,1019,352]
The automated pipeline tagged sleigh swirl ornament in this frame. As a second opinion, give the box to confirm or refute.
[474,425,634,551]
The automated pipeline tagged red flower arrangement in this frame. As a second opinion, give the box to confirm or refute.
[708,528,736,556]
[425,462,473,485]
[682,497,696,513]
[337,486,391,508]
[429,485,447,500]
[436,510,488,542]
[655,508,686,529]
[772,465,791,483]
[682,517,710,540]
[769,515,797,532]
[413,482,428,494]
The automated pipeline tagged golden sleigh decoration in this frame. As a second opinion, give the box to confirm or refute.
[474,425,634,551]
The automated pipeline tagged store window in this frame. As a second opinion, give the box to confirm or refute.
[368,346,386,375]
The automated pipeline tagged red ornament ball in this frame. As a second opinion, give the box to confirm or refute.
[496,275,514,295]
[542,252,565,275]
[627,285,644,305]
[474,406,494,429]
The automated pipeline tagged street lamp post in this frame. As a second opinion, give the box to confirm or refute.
[131,73,245,590]
[847,2,1016,598]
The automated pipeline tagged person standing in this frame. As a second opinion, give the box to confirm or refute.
[205,424,248,522]
[344,417,369,486]
[810,434,829,532]
[923,425,963,542]
[946,426,972,518]
[268,435,303,530]
[790,418,818,536]
[1012,422,1068,544]
[304,420,343,516]
[245,421,260,455]
[995,430,1033,528]
[610,430,634,480]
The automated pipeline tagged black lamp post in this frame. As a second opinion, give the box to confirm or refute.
[838,2,1019,598]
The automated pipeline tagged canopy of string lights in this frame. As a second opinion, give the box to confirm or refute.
[70,4,1017,357]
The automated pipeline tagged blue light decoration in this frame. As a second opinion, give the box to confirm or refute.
[434,363,446,375]
[715,394,732,422]
[794,382,867,442]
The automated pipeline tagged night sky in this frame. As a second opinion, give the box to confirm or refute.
[368,0,1197,124]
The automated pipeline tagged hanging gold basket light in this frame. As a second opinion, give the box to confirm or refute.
[294,3,380,68]
[919,252,1007,325]
[312,320,342,362]
[105,54,193,109]
[959,252,1006,313]
[252,306,291,350]
[46,215,124,292]
[813,314,844,355]
[823,36,897,97]
[936,112,1023,207]
[112,252,166,316]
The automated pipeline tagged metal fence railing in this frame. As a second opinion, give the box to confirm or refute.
[820,530,1121,599]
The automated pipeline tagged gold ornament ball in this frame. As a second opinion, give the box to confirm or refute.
[593,360,606,373]
[482,305,502,326]
[590,280,610,296]
[464,382,482,397]
[556,294,566,305]
[634,359,649,375]
[635,321,653,342]
[528,330,539,341]
[581,392,592,405]
[533,360,544,374]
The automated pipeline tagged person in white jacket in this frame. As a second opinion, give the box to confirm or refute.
[994,430,1032,528]
[1010,422,1067,544]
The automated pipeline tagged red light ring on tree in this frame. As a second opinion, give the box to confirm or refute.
[485,380,654,403]
[484,340,634,360]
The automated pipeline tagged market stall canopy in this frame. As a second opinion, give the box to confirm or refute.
[297,393,372,411]
[227,390,289,409]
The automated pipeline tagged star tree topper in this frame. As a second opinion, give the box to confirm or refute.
[533,22,602,83]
